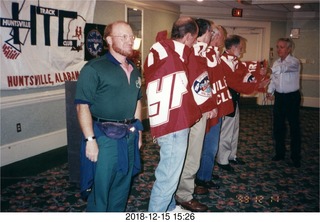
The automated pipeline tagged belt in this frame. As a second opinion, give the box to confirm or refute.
[92,116,136,124]
[275,90,300,95]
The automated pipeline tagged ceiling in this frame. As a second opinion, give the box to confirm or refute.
[163,0,319,13]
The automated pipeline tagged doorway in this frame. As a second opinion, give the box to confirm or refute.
[214,20,271,104]
[225,27,264,61]
[225,27,264,98]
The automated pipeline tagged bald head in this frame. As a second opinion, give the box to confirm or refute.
[171,16,199,47]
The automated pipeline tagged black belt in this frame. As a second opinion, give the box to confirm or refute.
[92,116,136,124]
[275,90,300,95]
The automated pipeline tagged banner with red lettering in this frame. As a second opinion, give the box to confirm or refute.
[0,0,96,90]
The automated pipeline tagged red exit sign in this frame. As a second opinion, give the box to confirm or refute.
[232,8,243,17]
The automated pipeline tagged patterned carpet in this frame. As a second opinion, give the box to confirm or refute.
[1,104,319,212]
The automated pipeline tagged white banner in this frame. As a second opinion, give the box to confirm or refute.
[0,0,96,90]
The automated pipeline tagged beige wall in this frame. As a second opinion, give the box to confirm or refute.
[93,1,125,25]
[93,1,179,77]
[142,9,179,69]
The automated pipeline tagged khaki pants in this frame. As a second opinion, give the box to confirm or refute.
[176,113,207,202]
[216,104,239,165]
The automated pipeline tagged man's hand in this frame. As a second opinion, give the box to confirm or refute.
[86,141,99,162]
[266,93,274,101]
[258,78,270,89]
[138,130,143,149]
[260,67,267,76]
[207,108,218,119]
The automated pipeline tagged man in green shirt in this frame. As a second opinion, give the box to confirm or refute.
[75,21,142,212]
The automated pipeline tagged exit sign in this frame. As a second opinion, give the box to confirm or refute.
[232,8,243,17]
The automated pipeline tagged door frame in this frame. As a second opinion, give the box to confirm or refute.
[213,19,271,61]
[212,20,271,104]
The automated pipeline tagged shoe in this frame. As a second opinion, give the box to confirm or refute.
[293,161,301,168]
[195,178,220,189]
[176,199,208,212]
[194,185,209,195]
[272,155,285,161]
[229,157,245,165]
[217,163,234,171]
[170,205,190,212]
[212,174,219,180]
[206,181,220,189]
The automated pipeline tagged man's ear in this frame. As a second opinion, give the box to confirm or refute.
[106,36,112,46]
[180,33,189,45]
[186,33,195,42]
[185,32,197,45]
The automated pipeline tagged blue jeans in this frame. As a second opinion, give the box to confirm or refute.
[148,128,190,212]
[196,118,222,182]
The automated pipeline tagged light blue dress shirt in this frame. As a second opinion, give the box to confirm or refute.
[267,54,301,94]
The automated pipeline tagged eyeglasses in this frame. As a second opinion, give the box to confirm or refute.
[111,34,135,41]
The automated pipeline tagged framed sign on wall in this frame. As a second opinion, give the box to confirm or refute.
[290,28,300,39]
[84,23,107,61]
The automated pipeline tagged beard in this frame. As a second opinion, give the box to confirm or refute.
[112,43,133,57]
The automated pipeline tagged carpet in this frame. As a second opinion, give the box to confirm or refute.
[1,104,319,212]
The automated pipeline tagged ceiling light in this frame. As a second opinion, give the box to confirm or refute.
[294,4,301,9]
[197,0,204,2]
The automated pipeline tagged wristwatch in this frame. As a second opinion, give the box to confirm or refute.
[85,136,96,142]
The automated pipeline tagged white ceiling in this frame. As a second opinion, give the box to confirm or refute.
[164,0,319,13]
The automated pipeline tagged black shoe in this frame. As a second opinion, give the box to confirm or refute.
[212,174,219,180]
[195,179,220,189]
[217,163,234,171]
[229,157,245,165]
[205,181,220,189]
[272,155,285,161]
[293,161,301,168]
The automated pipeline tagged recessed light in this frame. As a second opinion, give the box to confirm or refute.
[294,4,301,9]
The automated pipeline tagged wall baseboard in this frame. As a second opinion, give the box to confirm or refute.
[302,96,320,108]
[1,129,67,167]
[257,94,319,108]
[1,89,65,109]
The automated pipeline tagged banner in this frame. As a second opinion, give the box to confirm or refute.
[0,0,96,90]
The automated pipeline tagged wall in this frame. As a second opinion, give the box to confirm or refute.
[142,9,179,68]
[1,88,67,166]
[269,21,287,50]
[93,1,125,25]
[288,18,319,107]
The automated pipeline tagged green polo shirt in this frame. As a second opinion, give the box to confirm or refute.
[75,51,142,120]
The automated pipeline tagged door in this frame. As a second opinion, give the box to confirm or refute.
[224,27,264,98]
[225,27,263,62]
